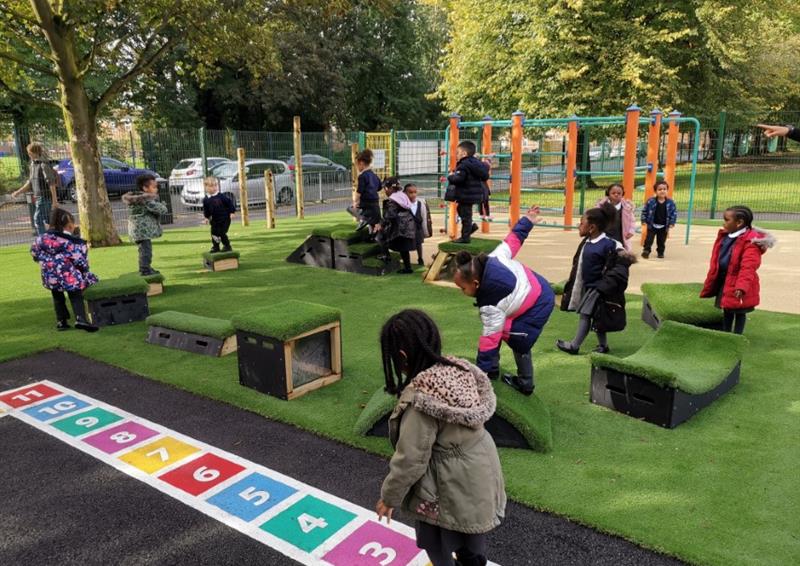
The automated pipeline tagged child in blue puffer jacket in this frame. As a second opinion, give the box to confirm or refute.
[453,206,555,395]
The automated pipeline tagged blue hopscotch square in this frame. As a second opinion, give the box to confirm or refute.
[207,472,298,522]
[22,395,91,422]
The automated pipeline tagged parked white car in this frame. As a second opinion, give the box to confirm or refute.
[180,159,294,208]
[169,157,230,195]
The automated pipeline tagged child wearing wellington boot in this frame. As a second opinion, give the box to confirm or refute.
[376,309,505,566]
[556,203,635,355]
[31,207,99,332]
[700,205,774,334]
[453,206,555,396]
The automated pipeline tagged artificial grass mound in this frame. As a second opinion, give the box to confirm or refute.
[312,223,360,241]
[347,241,382,257]
[438,237,500,255]
[231,299,341,340]
[353,382,553,453]
[125,271,164,284]
[146,311,235,340]
[641,282,723,325]
[202,250,241,262]
[590,321,748,395]
[330,227,366,243]
[84,274,149,301]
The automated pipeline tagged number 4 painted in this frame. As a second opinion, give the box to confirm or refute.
[297,513,327,534]
[359,542,397,565]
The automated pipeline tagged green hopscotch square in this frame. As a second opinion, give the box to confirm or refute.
[51,407,123,436]
[260,495,357,552]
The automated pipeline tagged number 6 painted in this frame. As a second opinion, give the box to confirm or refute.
[193,466,221,482]
[359,542,397,565]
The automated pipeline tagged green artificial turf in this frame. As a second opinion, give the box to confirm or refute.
[550,280,566,295]
[126,271,165,284]
[146,311,235,340]
[590,321,747,394]
[438,237,500,255]
[354,383,553,453]
[353,387,396,436]
[347,242,381,257]
[83,273,149,301]
[1,213,798,566]
[311,223,356,238]
[641,282,723,325]
[202,250,241,262]
[331,227,365,242]
[232,299,341,340]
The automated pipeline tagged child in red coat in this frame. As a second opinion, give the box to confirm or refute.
[700,205,774,334]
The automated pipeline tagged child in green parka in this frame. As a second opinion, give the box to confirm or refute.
[122,174,167,275]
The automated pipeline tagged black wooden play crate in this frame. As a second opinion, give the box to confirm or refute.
[88,293,149,327]
[286,235,334,268]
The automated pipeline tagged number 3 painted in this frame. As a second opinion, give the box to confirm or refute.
[359,542,397,565]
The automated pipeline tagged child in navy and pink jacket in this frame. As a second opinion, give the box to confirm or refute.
[453,206,555,395]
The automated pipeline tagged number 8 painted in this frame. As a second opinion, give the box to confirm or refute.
[110,431,137,444]
[359,542,397,565]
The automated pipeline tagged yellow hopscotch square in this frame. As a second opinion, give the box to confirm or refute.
[119,436,200,474]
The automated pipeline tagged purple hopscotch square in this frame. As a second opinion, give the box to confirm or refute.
[323,521,423,566]
[82,421,159,454]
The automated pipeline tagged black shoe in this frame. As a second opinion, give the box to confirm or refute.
[417,259,425,266]
[222,246,233,252]
[593,344,611,354]
[657,253,664,259]
[75,320,99,333]
[398,268,414,274]
[641,251,650,259]
[56,320,71,331]
[556,339,580,355]
[356,220,368,231]
[502,373,534,396]
[487,370,499,381]
[470,222,479,235]
[452,237,471,244]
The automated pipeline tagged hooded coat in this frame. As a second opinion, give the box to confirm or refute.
[447,156,489,205]
[31,230,98,292]
[700,227,775,310]
[596,196,635,250]
[122,191,168,242]
[381,358,506,534]
[381,192,416,246]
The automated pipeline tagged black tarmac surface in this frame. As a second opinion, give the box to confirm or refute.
[0,351,686,566]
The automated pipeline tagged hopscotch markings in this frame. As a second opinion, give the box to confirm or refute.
[0,383,62,408]
[51,407,124,437]
[120,436,202,474]
[0,380,442,566]
[159,453,246,496]
[21,395,90,422]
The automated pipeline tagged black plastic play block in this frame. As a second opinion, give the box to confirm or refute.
[87,294,149,327]
[286,235,334,268]
[590,363,740,428]
[148,327,234,357]
[640,283,724,330]
[641,295,661,329]
[332,239,399,276]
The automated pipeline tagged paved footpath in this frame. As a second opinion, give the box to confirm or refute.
[0,351,685,566]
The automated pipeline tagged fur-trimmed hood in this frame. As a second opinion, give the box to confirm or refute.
[407,357,496,429]
[122,191,158,205]
[614,247,638,266]
[749,226,776,251]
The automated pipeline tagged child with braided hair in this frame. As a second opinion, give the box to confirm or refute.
[376,309,505,566]
[453,206,555,396]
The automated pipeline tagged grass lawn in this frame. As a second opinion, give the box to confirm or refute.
[1,213,798,566]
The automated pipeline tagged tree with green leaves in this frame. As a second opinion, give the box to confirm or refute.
[0,0,279,245]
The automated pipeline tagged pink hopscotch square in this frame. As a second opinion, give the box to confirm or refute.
[323,521,423,566]
[82,421,159,454]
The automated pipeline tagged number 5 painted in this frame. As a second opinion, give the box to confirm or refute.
[359,542,397,565]
[239,486,270,506]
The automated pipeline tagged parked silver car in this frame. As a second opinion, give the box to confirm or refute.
[180,159,294,208]
[169,157,230,195]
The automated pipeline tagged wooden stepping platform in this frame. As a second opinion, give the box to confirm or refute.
[84,274,149,327]
[146,311,237,357]
[423,238,499,284]
[640,282,724,330]
[590,321,747,428]
[353,382,553,452]
[125,272,165,296]
[233,300,342,400]
[203,250,240,272]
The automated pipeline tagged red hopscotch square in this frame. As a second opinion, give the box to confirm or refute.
[323,521,423,566]
[159,453,245,496]
[0,384,63,408]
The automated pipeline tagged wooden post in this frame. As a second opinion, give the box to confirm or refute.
[293,116,304,219]
[237,147,249,226]
[664,111,681,199]
[565,118,578,230]
[447,113,460,239]
[350,143,359,216]
[510,110,524,228]
[622,105,641,201]
[264,170,275,229]
[644,109,663,202]
[481,116,492,234]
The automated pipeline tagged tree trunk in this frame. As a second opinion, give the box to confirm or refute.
[60,81,121,246]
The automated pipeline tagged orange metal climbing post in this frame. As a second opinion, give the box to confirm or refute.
[622,105,641,201]
[643,109,663,201]
[510,111,524,227]
[564,118,578,230]
[447,113,460,238]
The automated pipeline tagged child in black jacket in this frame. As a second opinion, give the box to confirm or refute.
[202,176,236,252]
[448,140,489,244]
